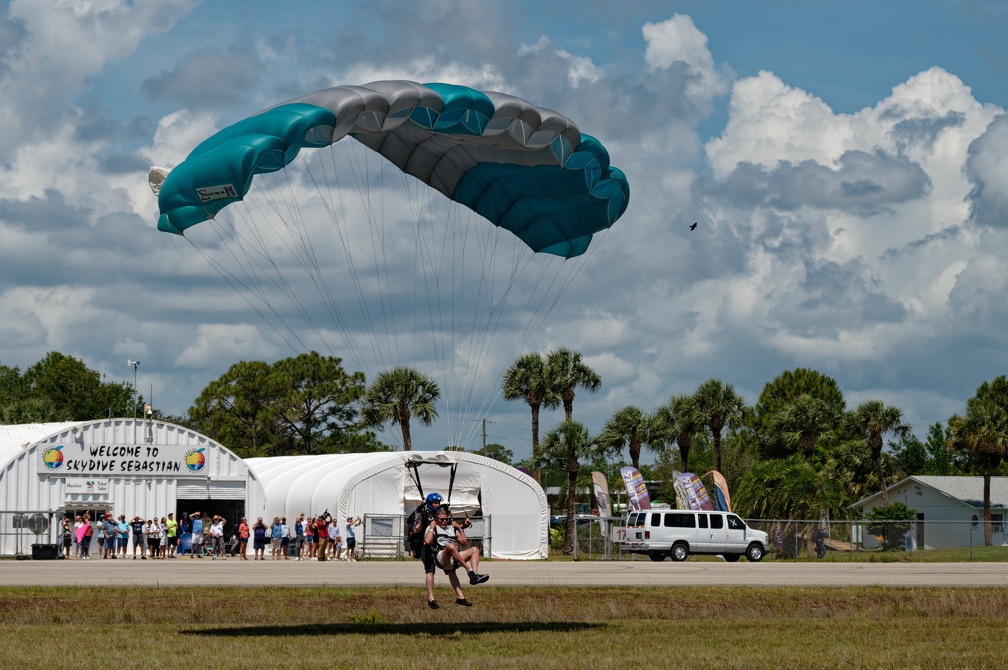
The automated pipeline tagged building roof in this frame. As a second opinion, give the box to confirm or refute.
[853,475,1008,510]
[0,422,86,466]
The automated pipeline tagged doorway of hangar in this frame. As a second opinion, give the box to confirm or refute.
[175,500,245,533]
[176,479,248,548]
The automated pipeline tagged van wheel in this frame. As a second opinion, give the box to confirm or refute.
[745,543,765,562]
[648,552,666,562]
[722,553,740,562]
[671,543,689,562]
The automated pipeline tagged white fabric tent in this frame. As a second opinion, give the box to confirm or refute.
[244,451,548,560]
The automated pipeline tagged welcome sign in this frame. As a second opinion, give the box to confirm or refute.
[38,441,209,477]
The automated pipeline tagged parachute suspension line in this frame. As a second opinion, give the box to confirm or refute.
[342,140,400,373]
[303,147,386,379]
[398,165,452,444]
[272,162,359,360]
[449,152,538,448]
[452,157,616,450]
[176,228,307,354]
[390,160,467,446]
[231,171,346,360]
[201,201,331,356]
[453,179,507,446]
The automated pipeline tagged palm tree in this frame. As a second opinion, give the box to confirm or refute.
[770,394,840,464]
[598,405,650,470]
[948,400,1008,546]
[362,367,439,451]
[652,393,706,472]
[844,400,909,506]
[502,353,558,482]
[733,454,846,521]
[692,379,747,472]
[1,395,70,424]
[546,348,601,423]
[539,420,595,554]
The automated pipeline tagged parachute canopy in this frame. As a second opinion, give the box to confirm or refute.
[150,80,629,258]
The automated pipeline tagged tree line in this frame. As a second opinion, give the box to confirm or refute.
[503,361,1008,549]
[4,351,1007,546]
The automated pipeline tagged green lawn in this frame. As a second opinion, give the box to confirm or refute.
[2,585,1005,668]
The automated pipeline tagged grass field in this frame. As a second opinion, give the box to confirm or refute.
[1,585,1005,669]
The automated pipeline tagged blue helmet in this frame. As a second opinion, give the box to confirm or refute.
[425,493,443,512]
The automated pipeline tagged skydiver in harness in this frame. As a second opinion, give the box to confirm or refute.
[425,503,489,608]
[405,457,488,608]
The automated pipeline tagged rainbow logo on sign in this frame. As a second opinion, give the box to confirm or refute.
[185,448,206,472]
[42,446,64,470]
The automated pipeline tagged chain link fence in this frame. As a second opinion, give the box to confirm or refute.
[0,510,62,558]
[568,515,1008,560]
[5,509,1004,560]
[361,514,491,559]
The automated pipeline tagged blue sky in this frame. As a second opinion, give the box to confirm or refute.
[2,0,1008,459]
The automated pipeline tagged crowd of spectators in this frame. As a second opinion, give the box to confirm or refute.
[61,511,363,562]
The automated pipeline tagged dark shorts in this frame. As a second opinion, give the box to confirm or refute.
[104,537,115,549]
[133,533,144,546]
[281,537,289,547]
[117,537,128,548]
[169,536,178,547]
[253,538,265,550]
[346,538,356,549]
[422,545,436,574]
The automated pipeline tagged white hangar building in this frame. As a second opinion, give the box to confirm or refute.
[0,419,266,556]
[245,451,548,560]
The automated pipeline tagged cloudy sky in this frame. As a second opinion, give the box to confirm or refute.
[2,0,1008,460]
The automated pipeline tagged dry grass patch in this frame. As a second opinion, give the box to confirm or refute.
[0,586,1005,669]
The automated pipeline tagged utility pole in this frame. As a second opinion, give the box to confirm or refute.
[481,418,495,450]
[128,360,140,444]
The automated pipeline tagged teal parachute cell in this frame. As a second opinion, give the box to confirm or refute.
[150,80,629,259]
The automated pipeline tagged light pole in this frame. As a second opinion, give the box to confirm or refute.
[128,360,140,443]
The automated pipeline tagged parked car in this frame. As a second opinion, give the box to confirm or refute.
[619,509,769,562]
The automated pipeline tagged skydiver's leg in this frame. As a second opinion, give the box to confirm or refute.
[460,545,480,573]
[446,570,468,603]
[441,545,472,573]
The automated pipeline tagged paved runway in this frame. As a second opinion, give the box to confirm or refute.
[3,557,1007,587]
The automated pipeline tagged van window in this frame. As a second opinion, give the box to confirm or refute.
[627,513,641,526]
[710,514,723,529]
[727,515,744,530]
[650,513,662,527]
[664,512,696,528]
[697,514,708,529]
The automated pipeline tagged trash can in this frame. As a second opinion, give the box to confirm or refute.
[31,543,60,560]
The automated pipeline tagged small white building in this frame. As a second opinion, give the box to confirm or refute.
[245,451,548,560]
[851,476,1008,549]
[0,419,266,555]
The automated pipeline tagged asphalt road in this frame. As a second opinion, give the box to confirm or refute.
[3,556,1007,588]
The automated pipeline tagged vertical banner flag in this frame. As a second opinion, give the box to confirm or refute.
[676,472,715,511]
[620,466,651,511]
[672,470,689,509]
[709,470,732,512]
[591,471,612,535]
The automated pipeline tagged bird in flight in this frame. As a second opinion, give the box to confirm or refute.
[689,222,698,231]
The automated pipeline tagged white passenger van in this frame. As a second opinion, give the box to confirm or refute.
[620,509,769,562]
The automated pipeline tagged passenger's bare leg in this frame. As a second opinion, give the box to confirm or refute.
[447,570,466,600]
